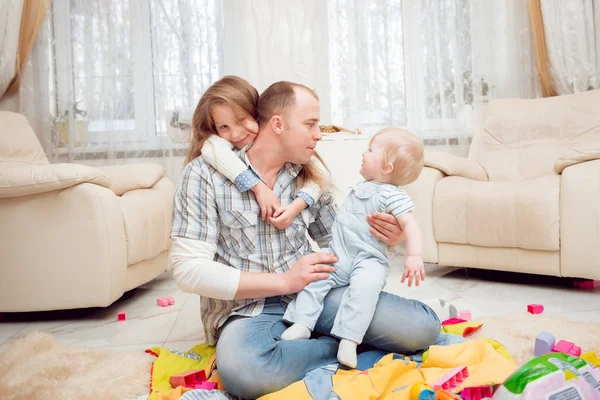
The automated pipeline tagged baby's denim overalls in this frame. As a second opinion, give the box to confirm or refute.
[284,181,401,343]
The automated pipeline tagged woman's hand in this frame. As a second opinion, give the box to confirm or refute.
[367,212,405,246]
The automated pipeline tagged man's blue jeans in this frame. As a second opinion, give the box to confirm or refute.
[216,287,465,399]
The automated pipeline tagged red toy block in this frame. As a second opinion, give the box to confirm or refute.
[117,311,127,321]
[458,310,471,321]
[461,385,493,400]
[157,296,174,307]
[441,318,467,326]
[432,366,469,391]
[568,345,582,357]
[169,369,207,388]
[195,381,217,390]
[552,340,574,354]
[527,304,544,314]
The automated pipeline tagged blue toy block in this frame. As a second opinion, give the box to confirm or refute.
[534,331,555,356]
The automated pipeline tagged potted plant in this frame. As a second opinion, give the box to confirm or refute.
[53,101,89,147]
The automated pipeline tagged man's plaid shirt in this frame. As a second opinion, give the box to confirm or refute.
[171,149,336,344]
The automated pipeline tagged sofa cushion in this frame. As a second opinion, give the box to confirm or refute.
[0,112,49,166]
[118,178,173,265]
[433,175,560,251]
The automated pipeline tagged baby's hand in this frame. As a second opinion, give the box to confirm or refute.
[253,182,280,221]
[270,205,300,229]
[401,256,425,287]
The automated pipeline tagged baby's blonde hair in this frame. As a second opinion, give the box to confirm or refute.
[370,128,424,186]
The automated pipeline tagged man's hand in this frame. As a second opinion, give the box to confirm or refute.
[252,182,280,221]
[367,212,405,246]
[282,252,337,293]
[401,255,425,287]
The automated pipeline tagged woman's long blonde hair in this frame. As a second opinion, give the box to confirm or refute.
[185,76,259,164]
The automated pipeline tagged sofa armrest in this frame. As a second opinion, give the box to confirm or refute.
[554,147,600,174]
[0,163,110,199]
[425,150,488,181]
[98,163,165,195]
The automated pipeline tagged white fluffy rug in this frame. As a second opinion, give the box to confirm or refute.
[0,332,153,400]
[0,315,597,398]
[469,313,600,366]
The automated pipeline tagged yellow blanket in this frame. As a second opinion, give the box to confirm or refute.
[259,339,516,400]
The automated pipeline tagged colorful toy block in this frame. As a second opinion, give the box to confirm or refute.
[458,310,471,321]
[568,345,582,357]
[461,385,493,400]
[195,381,217,390]
[169,369,206,388]
[534,331,555,356]
[441,318,467,326]
[432,366,469,391]
[157,296,175,307]
[573,280,599,290]
[527,304,544,314]
[117,311,127,321]
[552,340,574,354]
[581,352,600,367]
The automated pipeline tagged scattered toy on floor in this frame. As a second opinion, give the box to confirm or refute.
[534,331,555,356]
[195,381,218,390]
[157,296,175,307]
[573,279,599,290]
[409,382,460,399]
[458,310,471,321]
[117,311,127,321]
[461,385,494,400]
[431,366,469,391]
[581,352,600,367]
[552,340,576,354]
[169,369,206,388]
[526,304,543,314]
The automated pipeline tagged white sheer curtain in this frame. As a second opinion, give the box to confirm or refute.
[11,0,547,179]
[328,0,539,142]
[0,1,22,97]
[541,0,599,95]
[16,0,221,181]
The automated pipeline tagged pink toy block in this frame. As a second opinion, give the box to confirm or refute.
[157,296,174,307]
[195,381,217,390]
[552,340,574,354]
[534,331,555,356]
[169,369,207,388]
[458,310,471,321]
[568,345,582,357]
[574,280,599,290]
[432,366,469,391]
[461,385,493,400]
[117,311,127,321]
[441,318,467,326]
[527,304,544,314]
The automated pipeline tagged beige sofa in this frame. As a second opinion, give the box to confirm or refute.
[0,112,175,312]
[404,89,600,280]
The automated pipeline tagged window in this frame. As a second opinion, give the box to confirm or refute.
[50,0,221,147]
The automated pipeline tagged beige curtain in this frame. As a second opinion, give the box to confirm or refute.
[527,0,557,97]
[1,0,50,99]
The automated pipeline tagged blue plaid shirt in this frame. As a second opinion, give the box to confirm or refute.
[171,149,336,344]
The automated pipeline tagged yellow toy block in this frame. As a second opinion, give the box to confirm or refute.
[581,351,600,367]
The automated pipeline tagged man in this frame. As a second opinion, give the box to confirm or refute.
[171,81,443,398]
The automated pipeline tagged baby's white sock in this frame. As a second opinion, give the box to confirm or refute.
[281,323,312,341]
[422,298,457,321]
[337,339,358,368]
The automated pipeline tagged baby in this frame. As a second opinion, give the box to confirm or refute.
[281,128,448,368]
